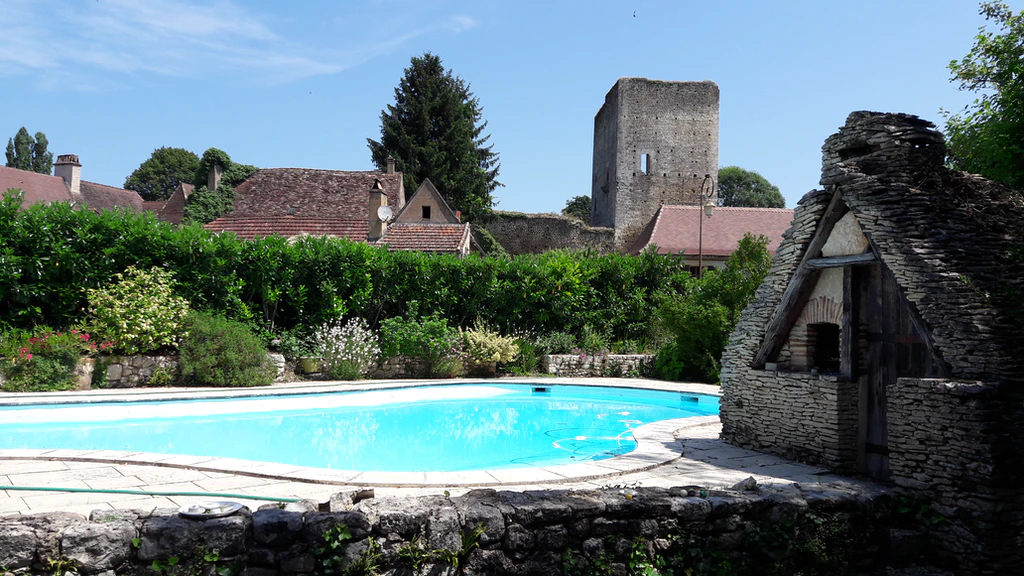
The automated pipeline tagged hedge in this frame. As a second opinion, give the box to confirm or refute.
[0,190,690,343]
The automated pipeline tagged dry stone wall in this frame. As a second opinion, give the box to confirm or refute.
[721,371,858,471]
[0,485,904,576]
[484,213,614,255]
[540,354,652,377]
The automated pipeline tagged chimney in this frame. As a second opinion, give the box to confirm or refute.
[386,156,395,175]
[368,179,388,240]
[208,164,223,191]
[54,154,81,195]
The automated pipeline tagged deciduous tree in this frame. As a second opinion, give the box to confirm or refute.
[5,127,53,174]
[367,53,501,222]
[561,195,592,222]
[716,166,785,208]
[944,2,1024,190]
[124,147,200,201]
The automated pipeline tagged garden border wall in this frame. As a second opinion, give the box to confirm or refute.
[0,484,909,576]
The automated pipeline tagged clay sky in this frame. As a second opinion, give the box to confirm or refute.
[0,0,1013,212]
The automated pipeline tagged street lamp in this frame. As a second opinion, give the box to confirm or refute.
[697,173,716,278]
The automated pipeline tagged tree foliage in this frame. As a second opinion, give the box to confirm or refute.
[562,195,592,222]
[182,148,255,224]
[123,147,200,201]
[717,166,785,208]
[367,53,501,222]
[652,233,773,382]
[944,2,1024,189]
[5,127,53,174]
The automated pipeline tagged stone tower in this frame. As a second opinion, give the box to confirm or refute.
[591,78,719,246]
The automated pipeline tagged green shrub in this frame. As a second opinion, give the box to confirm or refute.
[177,311,275,387]
[276,327,316,360]
[653,234,772,383]
[86,266,191,355]
[505,338,540,375]
[313,317,380,380]
[536,331,577,355]
[579,324,610,355]
[379,306,462,378]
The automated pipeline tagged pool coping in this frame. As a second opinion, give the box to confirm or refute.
[0,378,722,488]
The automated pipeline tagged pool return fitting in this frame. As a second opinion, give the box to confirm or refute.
[3,485,301,503]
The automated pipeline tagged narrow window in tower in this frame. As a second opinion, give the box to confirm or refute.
[641,154,650,174]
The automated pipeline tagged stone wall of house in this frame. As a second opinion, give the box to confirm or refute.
[540,354,652,378]
[887,377,1022,574]
[0,485,905,576]
[720,370,858,471]
[483,213,615,255]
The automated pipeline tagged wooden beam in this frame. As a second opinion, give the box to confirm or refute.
[752,190,850,368]
[805,252,876,270]
[840,266,855,379]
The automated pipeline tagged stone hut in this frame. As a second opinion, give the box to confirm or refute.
[719,112,1024,573]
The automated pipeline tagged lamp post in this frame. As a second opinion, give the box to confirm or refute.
[697,173,716,278]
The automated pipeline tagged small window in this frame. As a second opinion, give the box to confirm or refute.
[422,206,431,219]
[641,154,650,174]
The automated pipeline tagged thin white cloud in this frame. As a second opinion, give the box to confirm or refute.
[0,0,481,89]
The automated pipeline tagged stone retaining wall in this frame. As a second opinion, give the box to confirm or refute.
[540,354,652,377]
[98,355,179,388]
[0,484,905,576]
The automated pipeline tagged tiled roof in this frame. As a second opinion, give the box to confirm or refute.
[229,168,404,220]
[0,165,142,212]
[144,183,193,224]
[78,181,143,212]
[629,205,794,256]
[0,166,73,206]
[204,216,368,241]
[374,223,471,253]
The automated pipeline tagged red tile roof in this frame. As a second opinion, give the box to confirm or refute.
[0,166,73,206]
[374,223,471,253]
[78,181,143,212]
[229,168,403,220]
[204,216,369,241]
[630,205,794,256]
[144,183,193,224]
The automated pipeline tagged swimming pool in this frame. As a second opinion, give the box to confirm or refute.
[0,384,718,472]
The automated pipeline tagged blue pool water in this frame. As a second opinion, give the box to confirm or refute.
[0,384,718,471]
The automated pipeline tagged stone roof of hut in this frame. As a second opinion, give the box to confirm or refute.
[723,111,1024,383]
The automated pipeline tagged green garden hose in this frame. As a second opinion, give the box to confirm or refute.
[4,485,301,502]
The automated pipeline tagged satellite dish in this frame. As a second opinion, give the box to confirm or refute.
[377,205,393,222]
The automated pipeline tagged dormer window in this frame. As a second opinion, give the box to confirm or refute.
[422,206,431,219]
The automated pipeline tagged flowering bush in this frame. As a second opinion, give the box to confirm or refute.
[460,323,519,364]
[312,317,380,380]
[86,266,191,355]
[0,327,92,392]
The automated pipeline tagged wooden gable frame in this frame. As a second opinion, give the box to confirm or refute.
[750,190,948,375]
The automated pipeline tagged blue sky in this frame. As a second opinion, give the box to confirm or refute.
[0,0,1014,212]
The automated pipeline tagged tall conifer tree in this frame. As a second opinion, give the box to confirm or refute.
[368,53,501,222]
